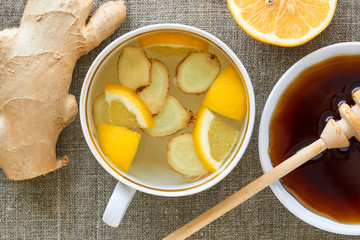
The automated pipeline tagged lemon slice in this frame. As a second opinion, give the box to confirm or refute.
[193,106,239,173]
[202,64,247,121]
[227,0,337,47]
[105,83,155,129]
[98,123,140,173]
[139,32,209,55]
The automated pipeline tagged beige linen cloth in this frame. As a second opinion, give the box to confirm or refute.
[0,0,360,239]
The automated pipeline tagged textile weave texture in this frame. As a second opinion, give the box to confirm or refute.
[1,0,360,239]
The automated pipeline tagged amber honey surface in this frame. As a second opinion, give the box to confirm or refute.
[269,55,360,223]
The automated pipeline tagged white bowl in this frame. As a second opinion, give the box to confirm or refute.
[259,42,360,235]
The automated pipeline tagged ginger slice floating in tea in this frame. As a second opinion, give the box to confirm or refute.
[167,133,209,181]
[175,51,220,94]
[138,59,170,115]
[118,46,152,91]
[142,95,194,137]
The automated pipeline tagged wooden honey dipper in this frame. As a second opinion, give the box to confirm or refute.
[164,89,360,240]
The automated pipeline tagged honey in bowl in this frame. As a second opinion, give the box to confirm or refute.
[89,30,250,186]
[269,55,360,223]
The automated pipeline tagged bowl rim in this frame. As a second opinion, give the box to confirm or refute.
[79,23,256,197]
[259,41,360,235]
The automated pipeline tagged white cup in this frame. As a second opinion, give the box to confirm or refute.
[259,42,360,235]
[79,24,255,227]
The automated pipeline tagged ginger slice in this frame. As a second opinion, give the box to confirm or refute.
[167,133,209,181]
[175,51,221,94]
[93,93,110,126]
[142,95,194,137]
[118,46,152,91]
[138,59,170,114]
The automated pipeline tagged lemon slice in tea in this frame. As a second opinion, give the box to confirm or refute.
[98,123,141,173]
[105,83,155,129]
[193,106,239,173]
[139,32,209,55]
[202,64,247,121]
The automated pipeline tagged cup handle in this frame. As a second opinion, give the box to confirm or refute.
[102,181,136,227]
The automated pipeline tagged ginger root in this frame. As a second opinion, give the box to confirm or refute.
[0,0,126,180]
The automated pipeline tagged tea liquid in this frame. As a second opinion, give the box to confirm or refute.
[269,55,360,223]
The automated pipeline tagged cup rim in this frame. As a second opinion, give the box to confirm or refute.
[259,41,360,235]
[79,23,256,197]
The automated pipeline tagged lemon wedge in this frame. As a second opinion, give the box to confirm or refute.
[202,64,247,121]
[98,123,141,173]
[105,83,155,129]
[193,106,239,173]
[139,32,209,55]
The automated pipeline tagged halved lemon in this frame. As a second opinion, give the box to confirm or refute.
[227,0,337,47]
[139,32,209,55]
[105,83,155,129]
[193,106,239,173]
[98,123,140,173]
[202,64,246,121]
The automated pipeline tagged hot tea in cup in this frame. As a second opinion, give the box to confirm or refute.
[80,24,255,227]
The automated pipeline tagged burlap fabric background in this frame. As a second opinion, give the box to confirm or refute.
[1,0,360,239]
